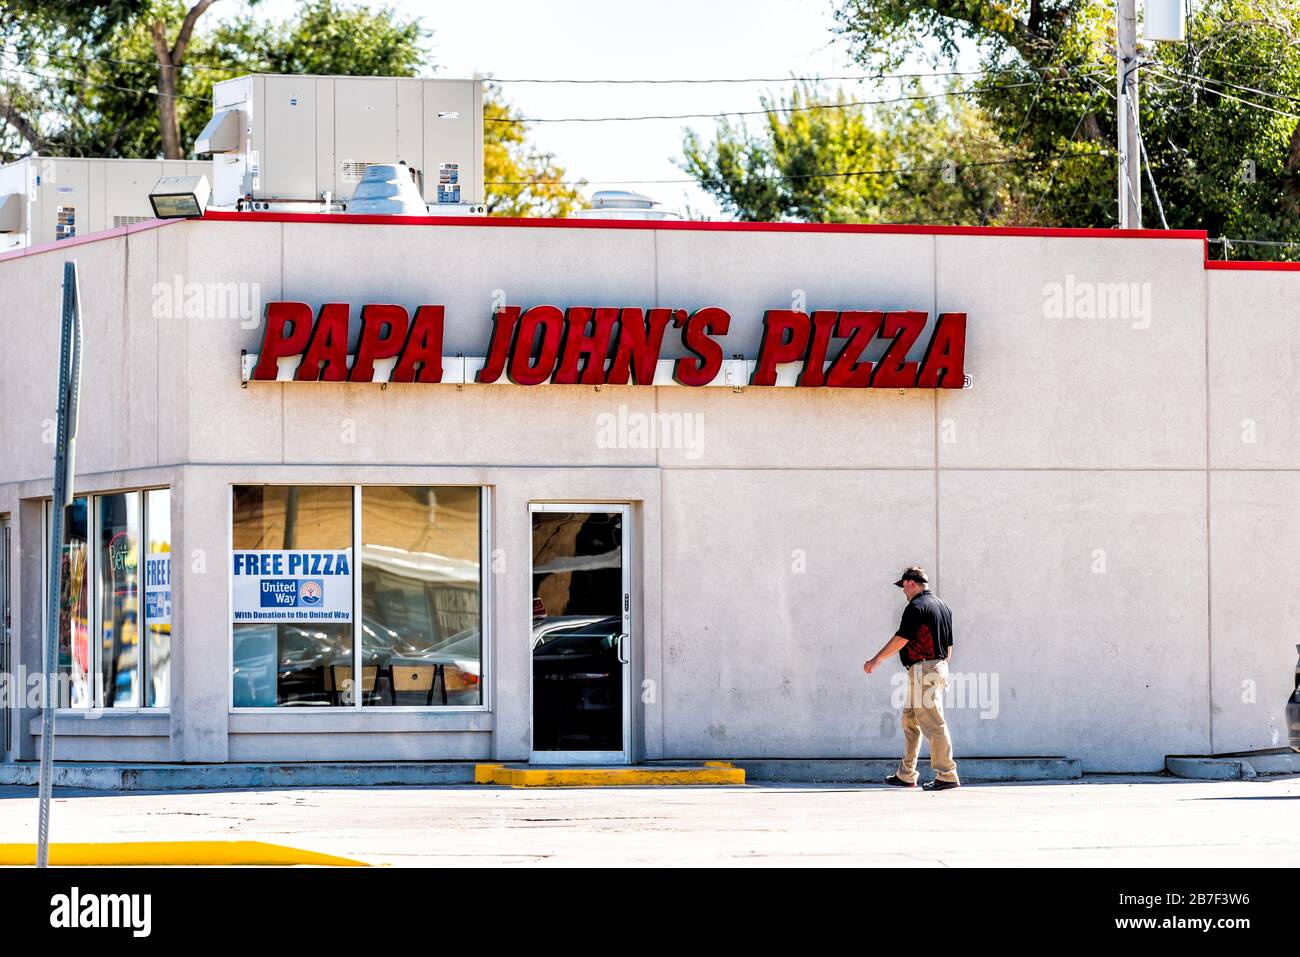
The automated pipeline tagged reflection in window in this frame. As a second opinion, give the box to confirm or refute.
[56,498,90,709]
[361,487,482,707]
[231,485,353,707]
[99,492,140,707]
[48,490,171,710]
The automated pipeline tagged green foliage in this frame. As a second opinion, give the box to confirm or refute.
[209,0,427,79]
[679,81,1037,225]
[826,0,1300,252]
[483,86,584,218]
[0,0,585,215]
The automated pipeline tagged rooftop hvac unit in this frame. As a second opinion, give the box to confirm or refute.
[198,74,485,215]
[0,156,210,250]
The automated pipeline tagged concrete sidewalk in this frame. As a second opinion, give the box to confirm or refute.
[0,774,1296,866]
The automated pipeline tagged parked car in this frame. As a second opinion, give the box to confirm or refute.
[531,615,623,752]
[234,618,485,707]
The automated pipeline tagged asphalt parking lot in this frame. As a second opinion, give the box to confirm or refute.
[1,774,1297,866]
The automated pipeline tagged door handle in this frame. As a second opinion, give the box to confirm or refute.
[616,633,629,665]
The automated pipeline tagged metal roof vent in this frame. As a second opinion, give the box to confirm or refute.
[346,162,426,215]
[592,190,656,210]
[571,189,681,220]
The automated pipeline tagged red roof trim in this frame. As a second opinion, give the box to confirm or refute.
[201,209,1206,240]
[0,217,182,264]
[1204,258,1300,272]
[0,209,1294,271]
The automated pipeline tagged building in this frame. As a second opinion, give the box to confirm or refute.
[0,212,1296,773]
[0,157,211,251]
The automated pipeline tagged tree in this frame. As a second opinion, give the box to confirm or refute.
[0,0,586,215]
[149,0,219,158]
[0,0,149,158]
[679,81,1036,225]
[483,86,585,218]
[831,0,1300,250]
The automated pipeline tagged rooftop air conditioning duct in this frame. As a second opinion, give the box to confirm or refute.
[195,109,242,154]
[0,191,25,233]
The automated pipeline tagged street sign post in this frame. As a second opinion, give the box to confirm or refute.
[37,261,83,869]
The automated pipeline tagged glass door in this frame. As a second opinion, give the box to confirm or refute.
[529,504,631,764]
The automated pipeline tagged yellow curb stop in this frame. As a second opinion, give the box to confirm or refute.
[473,762,746,788]
[0,841,366,867]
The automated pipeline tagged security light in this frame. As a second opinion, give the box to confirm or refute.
[149,174,210,219]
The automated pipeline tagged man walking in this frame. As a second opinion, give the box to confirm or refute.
[863,566,960,791]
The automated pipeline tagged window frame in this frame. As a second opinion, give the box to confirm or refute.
[227,483,491,715]
[43,486,172,715]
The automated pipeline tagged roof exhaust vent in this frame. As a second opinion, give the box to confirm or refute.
[346,162,427,216]
[571,189,681,220]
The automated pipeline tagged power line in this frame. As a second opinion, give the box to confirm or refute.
[11,46,1083,85]
[1147,65,1300,109]
[8,46,248,76]
[0,60,210,102]
[487,149,1110,187]
[1207,237,1300,247]
[985,18,1075,226]
[1147,67,1300,120]
[1030,88,1110,222]
[485,67,1047,85]
[487,74,1105,124]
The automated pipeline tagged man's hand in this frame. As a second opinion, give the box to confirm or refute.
[866,635,909,675]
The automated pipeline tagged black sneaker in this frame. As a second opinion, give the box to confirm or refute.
[922,779,961,791]
[884,774,917,788]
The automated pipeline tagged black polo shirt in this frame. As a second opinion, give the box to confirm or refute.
[896,590,953,667]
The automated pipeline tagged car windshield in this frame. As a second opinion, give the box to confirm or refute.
[533,617,620,656]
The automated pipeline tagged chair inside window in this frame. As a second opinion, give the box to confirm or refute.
[321,664,377,705]
[388,663,442,705]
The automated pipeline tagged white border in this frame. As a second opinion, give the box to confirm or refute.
[528,501,633,765]
[44,488,172,717]
[227,482,491,715]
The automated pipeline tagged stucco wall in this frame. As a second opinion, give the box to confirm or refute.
[0,217,1295,771]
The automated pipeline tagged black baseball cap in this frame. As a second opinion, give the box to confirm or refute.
[894,566,929,587]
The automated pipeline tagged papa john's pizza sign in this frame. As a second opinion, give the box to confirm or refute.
[243,302,968,388]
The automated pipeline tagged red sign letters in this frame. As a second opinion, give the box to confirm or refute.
[250,302,967,388]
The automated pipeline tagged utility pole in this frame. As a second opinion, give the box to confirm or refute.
[1116,0,1142,228]
[37,261,82,869]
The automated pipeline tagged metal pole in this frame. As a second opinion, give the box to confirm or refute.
[1117,0,1142,227]
[37,261,82,869]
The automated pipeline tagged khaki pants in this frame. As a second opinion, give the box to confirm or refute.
[896,658,959,785]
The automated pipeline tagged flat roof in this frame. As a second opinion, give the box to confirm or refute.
[2,211,1295,272]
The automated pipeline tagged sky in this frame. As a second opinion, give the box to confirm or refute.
[242,0,949,218]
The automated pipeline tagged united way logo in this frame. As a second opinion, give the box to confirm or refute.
[298,579,324,607]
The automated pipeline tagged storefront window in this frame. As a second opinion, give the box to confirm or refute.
[98,492,140,707]
[361,487,482,707]
[230,484,484,709]
[47,489,170,710]
[144,489,172,708]
[56,497,90,709]
[231,485,354,707]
